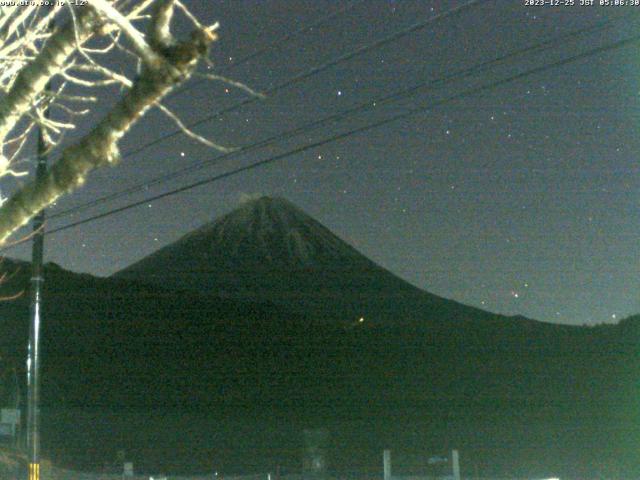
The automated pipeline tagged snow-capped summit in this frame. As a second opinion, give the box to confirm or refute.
[188,195,373,268]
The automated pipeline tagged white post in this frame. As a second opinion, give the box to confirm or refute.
[452,450,460,480]
[383,449,392,480]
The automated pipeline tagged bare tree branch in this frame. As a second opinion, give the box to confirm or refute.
[155,100,234,151]
[0,8,100,156]
[0,18,218,244]
[87,0,162,67]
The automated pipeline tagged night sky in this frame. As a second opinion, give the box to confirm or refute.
[4,0,640,326]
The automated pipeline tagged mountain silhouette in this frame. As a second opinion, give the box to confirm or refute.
[115,196,521,326]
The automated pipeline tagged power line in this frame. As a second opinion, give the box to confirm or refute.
[48,13,632,221]
[213,1,366,72]
[115,0,488,160]
[162,0,366,104]
[38,31,640,240]
[36,2,370,224]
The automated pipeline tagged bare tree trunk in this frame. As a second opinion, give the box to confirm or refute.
[0,9,100,145]
[0,20,217,245]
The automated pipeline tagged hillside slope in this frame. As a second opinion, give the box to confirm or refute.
[0,196,635,477]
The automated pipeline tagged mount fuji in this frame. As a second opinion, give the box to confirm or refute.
[116,196,514,326]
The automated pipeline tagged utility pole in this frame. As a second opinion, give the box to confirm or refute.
[451,449,460,480]
[383,449,391,480]
[26,113,48,480]
[26,55,52,480]
[25,10,55,479]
